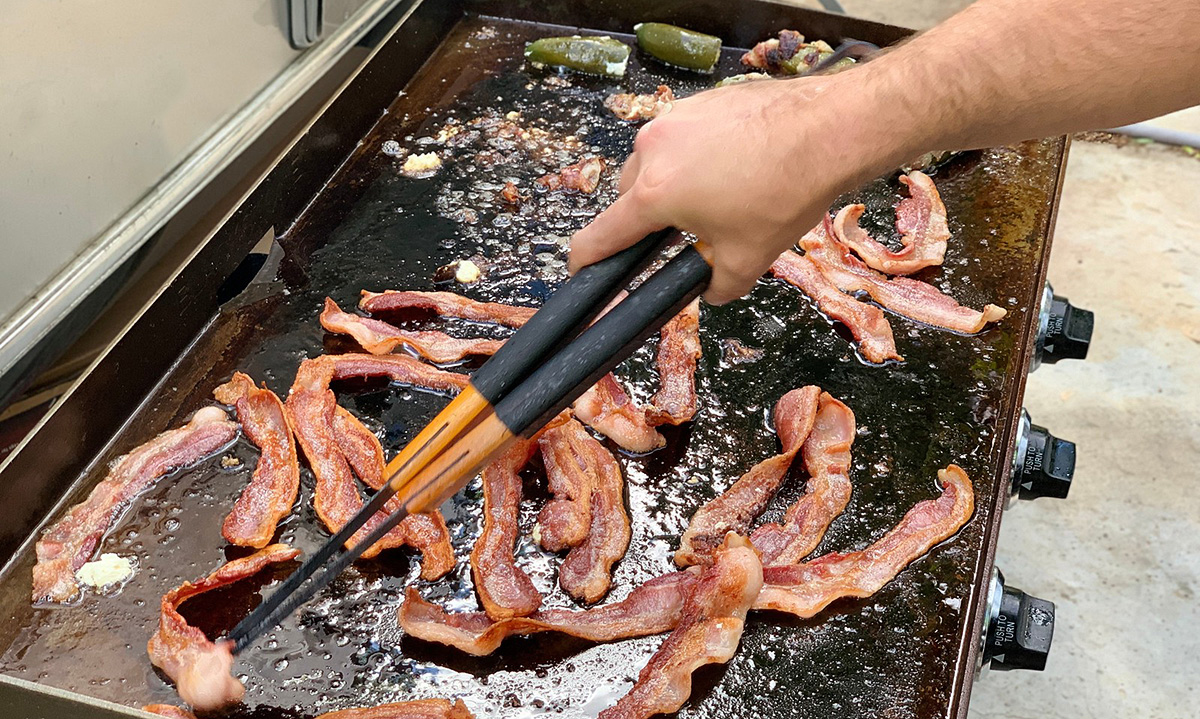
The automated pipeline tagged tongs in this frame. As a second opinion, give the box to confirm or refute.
[228,230,711,651]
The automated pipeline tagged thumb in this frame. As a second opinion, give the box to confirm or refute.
[568,191,665,274]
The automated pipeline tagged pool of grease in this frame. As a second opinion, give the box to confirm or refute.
[0,15,1066,719]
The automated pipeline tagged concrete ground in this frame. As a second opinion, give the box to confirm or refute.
[784,1,1200,716]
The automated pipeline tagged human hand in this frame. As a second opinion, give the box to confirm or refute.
[568,73,919,304]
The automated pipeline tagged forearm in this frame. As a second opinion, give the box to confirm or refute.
[853,0,1200,155]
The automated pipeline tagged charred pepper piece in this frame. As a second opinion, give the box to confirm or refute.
[634,22,722,72]
[525,36,630,77]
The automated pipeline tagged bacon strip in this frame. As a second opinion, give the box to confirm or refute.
[831,171,949,275]
[573,374,665,453]
[147,543,299,711]
[286,357,454,576]
[537,156,607,194]
[321,298,504,363]
[399,572,697,656]
[359,290,535,329]
[471,440,542,619]
[325,353,469,394]
[315,699,475,719]
[604,85,675,121]
[214,374,299,548]
[675,387,820,567]
[539,418,631,603]
[599,534,763,719]
[754,464,974,617]
[142,706,197,719]
[32,407,238,603]
[770,247,902,364]
[648,300,701,426]
[751,392,855,566]
[802,220,1006,334]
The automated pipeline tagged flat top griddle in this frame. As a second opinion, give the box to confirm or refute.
[0,6,1067,719]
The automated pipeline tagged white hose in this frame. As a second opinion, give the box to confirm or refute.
[1106,122,1200,148]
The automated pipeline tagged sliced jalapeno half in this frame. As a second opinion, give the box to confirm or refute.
[525,36,631,77]
[635,22,722,73]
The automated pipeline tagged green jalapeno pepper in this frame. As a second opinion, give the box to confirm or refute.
[524,35,631,77]
[635,22,722,73]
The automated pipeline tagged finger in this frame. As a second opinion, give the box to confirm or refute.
[617,152,642,195]
[701,266,761,306]
[568,191,664,275]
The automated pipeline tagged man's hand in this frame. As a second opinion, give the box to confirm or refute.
[569,0,1200,305]
[569,77,914,304]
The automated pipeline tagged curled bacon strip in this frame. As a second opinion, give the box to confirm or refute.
[314,699,475,719]
[359,290,535,329]
[32,407,238,603]
[287,357,454,575]
[573,374,665,453]
[599,534,763,719]
[539,418,631,603]
[831,171,949,275]
[802,221,1006,334]
[771,247,902,364]
[147,543,299,711]
[324,352,469,394]
[399,572,697,657]
[214,374,299,548]
[754,465,974,617]
[675,387,820,566]
[604,85,675,121]
[649,299,701,426]
[537,157,607,194]
[142,706,197,719]
[321,298,504,362]
[471,439,542,619]
[751,392,855,566]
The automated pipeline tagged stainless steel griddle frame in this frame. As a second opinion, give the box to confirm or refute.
[0,1,1067,717]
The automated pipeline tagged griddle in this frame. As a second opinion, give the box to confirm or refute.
[0,1,1069,718]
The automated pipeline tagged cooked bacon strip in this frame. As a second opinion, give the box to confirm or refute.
[675,387,820,567]
[802,220,1006,333]
[287,358,453,575]
[359,290,536,329]
[214,374,299,548]
[147,543,299,711]
[399,572,697,656]
[754,464,975,617]
[537,156,606,194]
[770,247,902,363]
[539,418,630,603]
[142,705,197,719]
[315,699,475,719]
[32,407,238,603]
[321,298,504,362]
[325,352,469,393]
[648,300,701,426]
[751,392,855,566]
[604,85,675,121]
[831,171,949,275]
[573,374,665,453]
[471,440,542,619]
[599,534,763,719]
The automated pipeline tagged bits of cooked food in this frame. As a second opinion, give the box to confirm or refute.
[604,85,675,121]
[402,152,442,176]
[741,30,843,75]
[454,259,482,283]
[634,22,722,72]
[76,553,135,590]
[524,35,631,77]
[536,156,607,194]
[714,72,771,87]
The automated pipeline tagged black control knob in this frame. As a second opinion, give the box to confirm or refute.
[1032,283,1094,369]
[982,569,1055,671]
[1011,409,1075,500]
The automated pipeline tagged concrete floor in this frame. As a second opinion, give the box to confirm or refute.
[783,2,1200,716]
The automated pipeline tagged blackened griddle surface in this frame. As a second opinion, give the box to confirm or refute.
[0,15,1065,719]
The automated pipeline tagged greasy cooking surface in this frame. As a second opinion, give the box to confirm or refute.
[0,14,1065,719]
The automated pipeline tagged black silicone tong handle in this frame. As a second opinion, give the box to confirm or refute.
[496,243,713,436]
[471,228,679,404]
